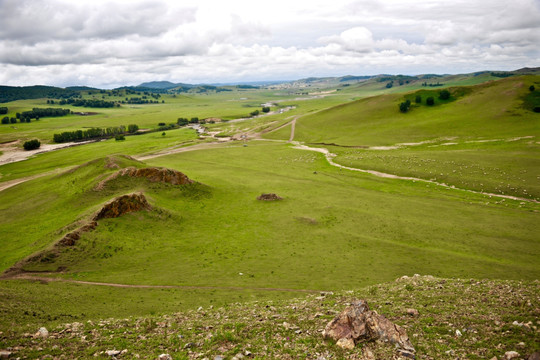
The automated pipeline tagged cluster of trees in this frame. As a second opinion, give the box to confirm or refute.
[53,124,139,143]
[56,99,117,108]
[21,107,70,119]
[1,107,71,124]
[123,97,163,104]
[491,72,514,78]
[23,139,41,150]
[399,99,411,113]
[421,82,444,87]
[0,107,7,114]
[399,89,451,112]
[0,85,79,102]
[262,106,270,113]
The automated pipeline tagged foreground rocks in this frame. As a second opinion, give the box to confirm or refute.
[323,299,415,358]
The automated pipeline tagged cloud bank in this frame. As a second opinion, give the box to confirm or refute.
[0,0,538,87]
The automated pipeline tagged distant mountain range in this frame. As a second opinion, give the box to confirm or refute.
[0,68,538,102]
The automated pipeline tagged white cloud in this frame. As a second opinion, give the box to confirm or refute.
[0,0,538,87]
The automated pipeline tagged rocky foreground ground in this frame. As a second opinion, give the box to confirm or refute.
[0,275,538,359]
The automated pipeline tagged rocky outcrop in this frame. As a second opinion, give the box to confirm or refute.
[95,167,193,190]
[323,300,415,358]
[257,193,283,201]
[93,193,150,221]
[58,221,98,246]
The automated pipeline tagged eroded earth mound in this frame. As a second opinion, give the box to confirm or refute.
[95,167,193,190]
[93,193,151,221]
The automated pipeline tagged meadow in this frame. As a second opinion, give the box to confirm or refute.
[0,73,538,346]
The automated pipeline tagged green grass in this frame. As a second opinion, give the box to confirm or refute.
[0,74,538,352]
[0,127,198,183]
[0,142,538,328]
[1,277,538,359]
[267,76,539,146]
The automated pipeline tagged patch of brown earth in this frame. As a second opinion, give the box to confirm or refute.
[57,221,98,246]
[257,193,283,201]
[93,193,150,221]
[95,167,193,190]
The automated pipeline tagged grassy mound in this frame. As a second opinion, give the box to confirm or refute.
[1,276,538,359]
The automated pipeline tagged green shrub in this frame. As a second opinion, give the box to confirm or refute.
[426,96,435,106]
[439,89,451,100]
[23,139,41,150]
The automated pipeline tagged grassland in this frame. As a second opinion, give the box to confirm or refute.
[1,277,538,359]
[0,74,538,358]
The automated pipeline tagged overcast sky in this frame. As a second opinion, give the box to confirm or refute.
[0,0,539,88]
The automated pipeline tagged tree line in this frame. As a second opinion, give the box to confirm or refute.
[52,124,139,143]
[55,99,117,108]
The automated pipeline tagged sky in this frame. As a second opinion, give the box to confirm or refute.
[0,0,539,88]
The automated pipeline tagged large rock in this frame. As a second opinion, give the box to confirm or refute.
[322,300,415,357]
[93,193,150,221]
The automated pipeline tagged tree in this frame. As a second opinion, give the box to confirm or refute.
[23,139,40,150]
[190,117,199,123]
[1,116,9,124]
[177,118,189,126]
[439,89,450,100]
[426,96,435,106]
[530,85,536,92]
[399,102,409,113]
[386,82,393,88]
[127,124,139,133]
[115,134,125,141]
[10,117,16,124]
[415,95,422,104]
[250,110,260,117]
[262,106,270,113]
[158,122,166,126]
[162,132,166,136]
[0,107,7,115]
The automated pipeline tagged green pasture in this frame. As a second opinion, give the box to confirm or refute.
[0,74,539,333]
[0,127,198,182]
[0,141,538,330]
[266,76,539,146]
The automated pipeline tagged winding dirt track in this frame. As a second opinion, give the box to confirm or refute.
[293,143,539,204]
[8,274,321,293]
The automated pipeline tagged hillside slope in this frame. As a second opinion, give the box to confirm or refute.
[1,276,538,359]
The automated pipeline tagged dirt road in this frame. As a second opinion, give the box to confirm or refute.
[8,274,321,293]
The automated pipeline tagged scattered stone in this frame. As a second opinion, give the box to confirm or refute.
[336,337,355,350]
[406,308,419,317]
[0,350,12,359]
[232,353,245,360]
[214,356,224,360]
[455,329,462,337]
[106,350,121,357]
[257,193,283,201]
[244,350,252,357]
[489,357,498,360]
[35,327,49,339]
[528,352,540,360]
[504,351,520,360]
[158,354,172,360]
[322,300,415,356]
